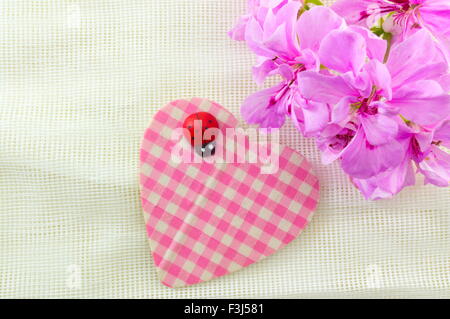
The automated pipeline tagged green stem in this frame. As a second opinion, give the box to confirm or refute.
[383,33,393,64]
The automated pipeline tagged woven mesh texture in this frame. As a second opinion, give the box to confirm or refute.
[0,0,449,298]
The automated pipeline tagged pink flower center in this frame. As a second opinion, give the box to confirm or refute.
[358,98,379,115]
[410,137,426,162]
[359,0,423,27]
[352,87,382,115]
[328,125,358,151]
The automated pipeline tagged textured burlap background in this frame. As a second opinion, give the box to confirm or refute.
[0,0,449,298]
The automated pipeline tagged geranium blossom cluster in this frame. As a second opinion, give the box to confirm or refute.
[229,0,450,200]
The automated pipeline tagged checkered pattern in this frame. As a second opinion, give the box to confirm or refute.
[139,98,320,288]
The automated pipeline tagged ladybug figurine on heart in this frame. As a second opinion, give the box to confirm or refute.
[139,98,320,288]
[182,112,219,157]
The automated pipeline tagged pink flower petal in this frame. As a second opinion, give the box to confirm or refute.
[352,157,416,200]
[348,25,387,62]
[298,71,356,104]
[364,59,392,100]
[420,0,450,37]
[319,29,367,75]
[387,30,448,88]
[340,128,405,179]
[241,83,287,129]
[291,97,330,137]
[360,114,399,146]
[418,146,450,187]
[252,58,278,85]
[434,120,450,148]
[388,80,450,128]
[296,6,345,52]
[331,0,379,25]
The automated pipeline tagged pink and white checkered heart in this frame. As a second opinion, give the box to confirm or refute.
[139,98,320,288]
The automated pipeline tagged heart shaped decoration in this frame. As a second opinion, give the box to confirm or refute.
[139,98,320,288]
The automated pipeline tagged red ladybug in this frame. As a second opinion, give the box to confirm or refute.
[183,112,219,148]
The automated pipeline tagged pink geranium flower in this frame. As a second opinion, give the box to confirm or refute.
[353,120,449,199]
[233,2,344,81]
[238,5,346,133]
[239,5,386,136]
[332,0,450,43]
[230,1,450,199]
[299,31,450,184]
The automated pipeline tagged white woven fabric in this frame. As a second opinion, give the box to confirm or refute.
[0,0,449,299]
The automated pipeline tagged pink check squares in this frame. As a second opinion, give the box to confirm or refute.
[139,98,320,288]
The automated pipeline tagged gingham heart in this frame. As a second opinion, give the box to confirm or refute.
[139,98,319,288]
